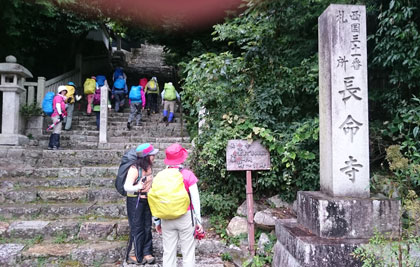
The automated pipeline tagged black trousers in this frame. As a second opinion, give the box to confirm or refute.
[126,197,153,262]
[146,93,158,113]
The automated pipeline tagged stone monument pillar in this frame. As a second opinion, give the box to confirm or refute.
[0,56,33,145]
[272,5,401,266]
[99,83,108,144]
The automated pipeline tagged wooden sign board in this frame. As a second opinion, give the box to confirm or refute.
[226,140,271,171]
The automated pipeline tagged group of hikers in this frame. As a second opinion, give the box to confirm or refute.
[121,142,204,266]
[44,67,181,150]
[42,68,204,266]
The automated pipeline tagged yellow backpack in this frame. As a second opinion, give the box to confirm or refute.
[84,78,96,95]
[148,168,190,219]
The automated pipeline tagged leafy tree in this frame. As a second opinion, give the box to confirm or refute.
[0,0,102,77]
[180,0,335,209]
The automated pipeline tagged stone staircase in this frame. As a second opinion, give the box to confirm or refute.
[0,109,226,266]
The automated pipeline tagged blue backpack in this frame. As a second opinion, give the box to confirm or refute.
[113,68,124,81]
[42,92,55,116]
[114,78,126,90]
[129,86,142,102]
[96,75,106,87]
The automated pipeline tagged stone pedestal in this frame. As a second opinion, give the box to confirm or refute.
[25,115,44,136]
[273,192,401,267]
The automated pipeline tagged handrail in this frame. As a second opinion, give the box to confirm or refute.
[45,69,79,87]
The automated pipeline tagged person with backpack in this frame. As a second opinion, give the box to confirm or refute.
[63,82,76,131]
[48,86,68,150]
[153,143,203,267]
[127,84,146,130]
[113,67,127,82]
[145,77,160,115]
[84,76,97,115]
[123,143,159,265]
[93,78,111,130]
[161,82,180,124]
[112,77,128,112]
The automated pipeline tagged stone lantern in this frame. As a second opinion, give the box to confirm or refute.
[0,55,33,145]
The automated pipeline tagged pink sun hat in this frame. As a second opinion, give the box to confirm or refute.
[164,143,188,165]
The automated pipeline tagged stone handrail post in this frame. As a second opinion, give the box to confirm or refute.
[36,76,46,105]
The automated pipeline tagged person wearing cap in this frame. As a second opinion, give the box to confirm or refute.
[48,85,68,149]
[124,143,159,265]
[64,82,76,131]
[161,82,180,124]
[156,143,203,267]
[145,76,160,115]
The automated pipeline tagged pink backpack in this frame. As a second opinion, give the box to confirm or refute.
[93,89,101,105]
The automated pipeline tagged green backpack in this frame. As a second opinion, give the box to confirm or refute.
[163,83,176,101]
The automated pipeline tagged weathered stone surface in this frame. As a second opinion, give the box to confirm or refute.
[319,4,369,198]
[226,216,247,237]
[196,239,227,255]
[23,243,77,257]
[257,232,270,255]
[0,221,9,236]
[71,241,125,265]
[254,209,282,230]
[38,188,88,202]
[58,167,81,178]
[267,195,292,209]
[116,220,130,236]
[78,222,116,240]
[4,189,37,203]
[88,188,121,202]
[46,220,80,240]
[236,200,267,217]
[0,243,25,266]
[0,205,41,219]
[297,191,401,238]
[273,219,365,267]
[226,244,253,267]
[7,220,50,238]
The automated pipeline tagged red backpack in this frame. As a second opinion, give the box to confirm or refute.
[93,89,101,105]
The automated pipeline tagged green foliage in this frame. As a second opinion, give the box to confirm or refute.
[0,0,102,77]
[248,232,276,267]
[221,252,232,262]
[200,191,238,218]
[352,230,420,267]
[20,103,43,118]
[181,0,325,204]
[372,0,420,90]
[53,232,68,244]
[369,0,420,118]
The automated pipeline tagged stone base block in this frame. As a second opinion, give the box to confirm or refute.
[0,134,29,146]
[297,191,400,238]
[273,219,365,267]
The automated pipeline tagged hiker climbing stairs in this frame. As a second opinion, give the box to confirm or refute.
[0,109,226,266]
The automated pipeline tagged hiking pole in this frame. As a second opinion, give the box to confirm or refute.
[46,116,66,131]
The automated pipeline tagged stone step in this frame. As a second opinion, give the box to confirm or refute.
[35,135,190,144]
[0,165,171,178]
[0,202,126,219]
[0,147,192,169]
[69,116,186,124]
[0,236,226,266]
[1,219,129,242]
[0,176,116,188]
[1,187,123,204]
[40,125,188,137]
